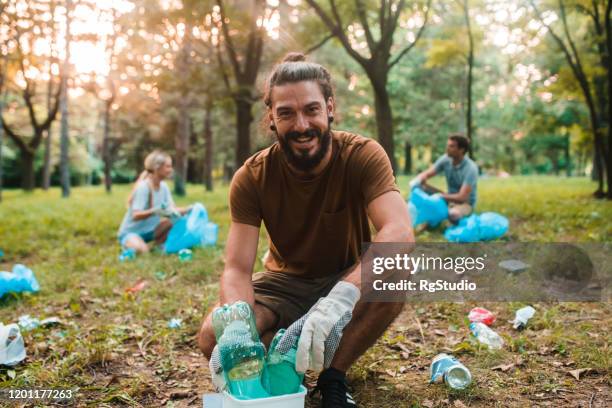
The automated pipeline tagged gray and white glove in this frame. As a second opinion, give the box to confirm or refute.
[409,176,422,190]
[294,281,360,373]
[208,345,226,392]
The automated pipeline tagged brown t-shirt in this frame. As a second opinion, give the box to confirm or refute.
[230,131,399,278]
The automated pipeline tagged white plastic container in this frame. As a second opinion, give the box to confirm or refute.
[221,385,307,408]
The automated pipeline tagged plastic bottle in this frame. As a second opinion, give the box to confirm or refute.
[178,248,192,262]
[119,248,136,262]
[212,302,268,399]
[469,322,504,349]
[430,353,472,390]
[511,306,536,330]
[263,329,304,396]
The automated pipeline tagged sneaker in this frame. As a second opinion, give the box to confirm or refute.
[315,368,357,407]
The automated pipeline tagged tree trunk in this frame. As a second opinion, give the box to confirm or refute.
[464,0,475,158]
[0,100,3,202]
[103,99,112,193]
[370,76,397,173]
[21,149,35,191]
[203,101,213,192]
[404,141,412,174]
[59,0,71,198]
[235,94,253,167]
[565,133,571,177]
[174,107,190,196]
[42,128,52,190]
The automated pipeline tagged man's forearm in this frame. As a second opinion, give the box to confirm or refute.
[219,268,255,306]
[441,192,468,204]
[343,224,415,291]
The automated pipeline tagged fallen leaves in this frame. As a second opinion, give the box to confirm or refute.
[567,368,593,380]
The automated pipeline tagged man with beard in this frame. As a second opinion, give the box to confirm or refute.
[409,134,478,223]
[198,53,413,407]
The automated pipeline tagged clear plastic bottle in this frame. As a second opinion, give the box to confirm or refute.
[263,329,304,396]
[512,306,536,330]
[430,353,472,390]
[212,302,269,399]
[469,322,504,349]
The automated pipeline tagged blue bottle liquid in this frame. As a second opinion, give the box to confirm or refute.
[263,329,304,396]
[212,302,269,399]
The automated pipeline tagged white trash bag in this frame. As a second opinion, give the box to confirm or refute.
[0,323,26,366]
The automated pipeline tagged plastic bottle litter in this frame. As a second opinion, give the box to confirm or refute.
[119,248,136,262]
[167,318,182,329]
[0,264,40,298]
[470,322,504,349]
[178,248,192,262]
[511,306,536,330]
[430,353,472,390]
[16,315,61,331]
[212,301,269,399]
[468,307,496,326]
[0,323,26,366]
[263,329,304,396]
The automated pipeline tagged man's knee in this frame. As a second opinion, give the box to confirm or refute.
[197,315,217,360]
[378,302,404,319]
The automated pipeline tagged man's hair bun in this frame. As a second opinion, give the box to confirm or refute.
[282,52,306,63]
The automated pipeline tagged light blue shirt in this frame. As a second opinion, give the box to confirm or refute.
[117,180,174,239]
[434,154,478,206]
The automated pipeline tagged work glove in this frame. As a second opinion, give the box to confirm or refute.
[294,281,360,373]
[409,177,422,190]
[208,345,226,392]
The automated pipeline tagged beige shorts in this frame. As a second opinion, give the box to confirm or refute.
[448,202,473,218]
[252,267,349,330]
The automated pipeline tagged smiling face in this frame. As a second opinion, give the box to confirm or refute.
[269,80,334,173]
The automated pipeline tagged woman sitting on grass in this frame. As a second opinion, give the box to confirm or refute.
[117,150,190,253]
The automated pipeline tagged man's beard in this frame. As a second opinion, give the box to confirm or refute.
[277,125,332,173]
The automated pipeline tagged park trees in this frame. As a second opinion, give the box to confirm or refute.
[529,0,611,198]
[302,0,432,173]
[0,0,63,191]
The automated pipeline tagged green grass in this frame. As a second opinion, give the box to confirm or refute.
[0,175,610,407]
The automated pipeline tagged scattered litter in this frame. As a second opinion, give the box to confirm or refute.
[178,248,193,262]
[119,248,136,262]
[202,393,223,408]
[468,307,496,326]
[17,315,62,331]
[168,318,183,329]
[125,279,149,294]
[0,264,40,298]
[430,353,472,390]
[590,211,600,219]
[0,249,4,259]
[0,323,26,366]
[511,306,536,330]
[498,259,530,273]
[469,322,504,349]
[154,271,167,281]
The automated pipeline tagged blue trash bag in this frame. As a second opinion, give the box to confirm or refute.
[164,203,218,253]
[478,212,509,241]
[444,212,509,242]
[408,187,449,227]
[0,264,40,298]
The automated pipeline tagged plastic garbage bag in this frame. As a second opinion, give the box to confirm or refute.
[0,264,40,298]
[0,323,26,366]
[164,203,218,253]
[408,187,449,227]
[444,212,509,243]
[477,212,509,241]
